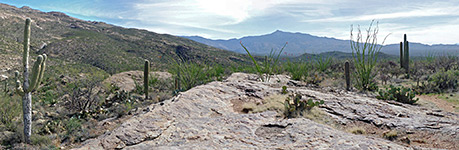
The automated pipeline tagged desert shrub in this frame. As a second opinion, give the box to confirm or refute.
[376,85,418,104]
[39,120,64,135]
[240,42,287,82]
[65,78,104,114]
[348,127,366,134]
[314,55,332,73]
[30,134,52,146]
[417,69,459,93]
[383,130,398,141]
[0,94,21,132]
[283,93,324,118]
[41,90,58,106]
[306,72,324,86]
[132,78,144,95]
[410,61,429,87]
[350,21,389,91]
[173,61,204,91]
[284,61,311,81]
[433,56,458,72]
[61,117,84,143]
[170,59,230,91]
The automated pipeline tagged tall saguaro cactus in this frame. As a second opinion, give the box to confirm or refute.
[14,18,47,144]
[144,60,150,100]
[399,34,410,73]
[403,34,409,73]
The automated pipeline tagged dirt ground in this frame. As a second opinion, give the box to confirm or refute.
[417,93,458,113]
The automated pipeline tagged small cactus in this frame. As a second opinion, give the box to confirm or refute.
[281,86,288,94]
[345,61,350,91]
[144,60,149,99]
[14,18,47,144]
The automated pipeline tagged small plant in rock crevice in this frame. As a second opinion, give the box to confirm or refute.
[283,93,324,118]
[281,86,288,94]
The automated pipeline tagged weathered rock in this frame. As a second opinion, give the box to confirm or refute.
[75,73,458,149]
[103,71,171,93]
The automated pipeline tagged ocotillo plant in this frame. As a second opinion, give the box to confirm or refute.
[144,60,149,99]
[345,61,350,91]
[14,18,48,143]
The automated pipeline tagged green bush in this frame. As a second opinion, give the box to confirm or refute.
[416,69,459,94]
[284,61,311,81]
[65,117,82,136]
[170,59,229,91]
[314,55,332,73]
[42,90,58,105]
[376,85,418,104]
[30,134,52,146]
[283,93,324,118]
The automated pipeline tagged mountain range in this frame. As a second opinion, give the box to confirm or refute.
[183,30,459,56]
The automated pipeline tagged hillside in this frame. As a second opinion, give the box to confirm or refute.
[0,3,250,75]
[183,30,459,56]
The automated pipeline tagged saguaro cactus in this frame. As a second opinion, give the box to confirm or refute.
[144,60,150,99]
[14,18,47,143]
[345,61,350,91]
[400,42,403,68]
[400,34,410,74]
[404,35,409,73]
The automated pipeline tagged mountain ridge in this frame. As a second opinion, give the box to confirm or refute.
[183,30,459,56]
[0,3,250,75]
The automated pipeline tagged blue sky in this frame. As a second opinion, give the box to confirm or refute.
[1,0,459,45]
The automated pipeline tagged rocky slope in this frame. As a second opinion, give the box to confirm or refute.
[74,73,458,149]
[0,3,250,75]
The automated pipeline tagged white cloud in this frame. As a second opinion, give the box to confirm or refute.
[18,0,458,44]
[129,0,344,35]
[304,6,459,23]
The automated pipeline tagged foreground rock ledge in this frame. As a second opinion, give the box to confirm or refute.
[75,73,457,150]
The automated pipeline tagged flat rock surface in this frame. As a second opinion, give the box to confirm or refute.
[75,73,458,150]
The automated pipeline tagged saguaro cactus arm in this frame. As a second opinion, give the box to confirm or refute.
[38,54,47,83]
[28,55,43,92]
[14,71,24,96]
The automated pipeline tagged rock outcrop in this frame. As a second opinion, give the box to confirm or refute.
[75,73,458,149]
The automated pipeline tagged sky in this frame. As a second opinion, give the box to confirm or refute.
[1,0,459,45]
